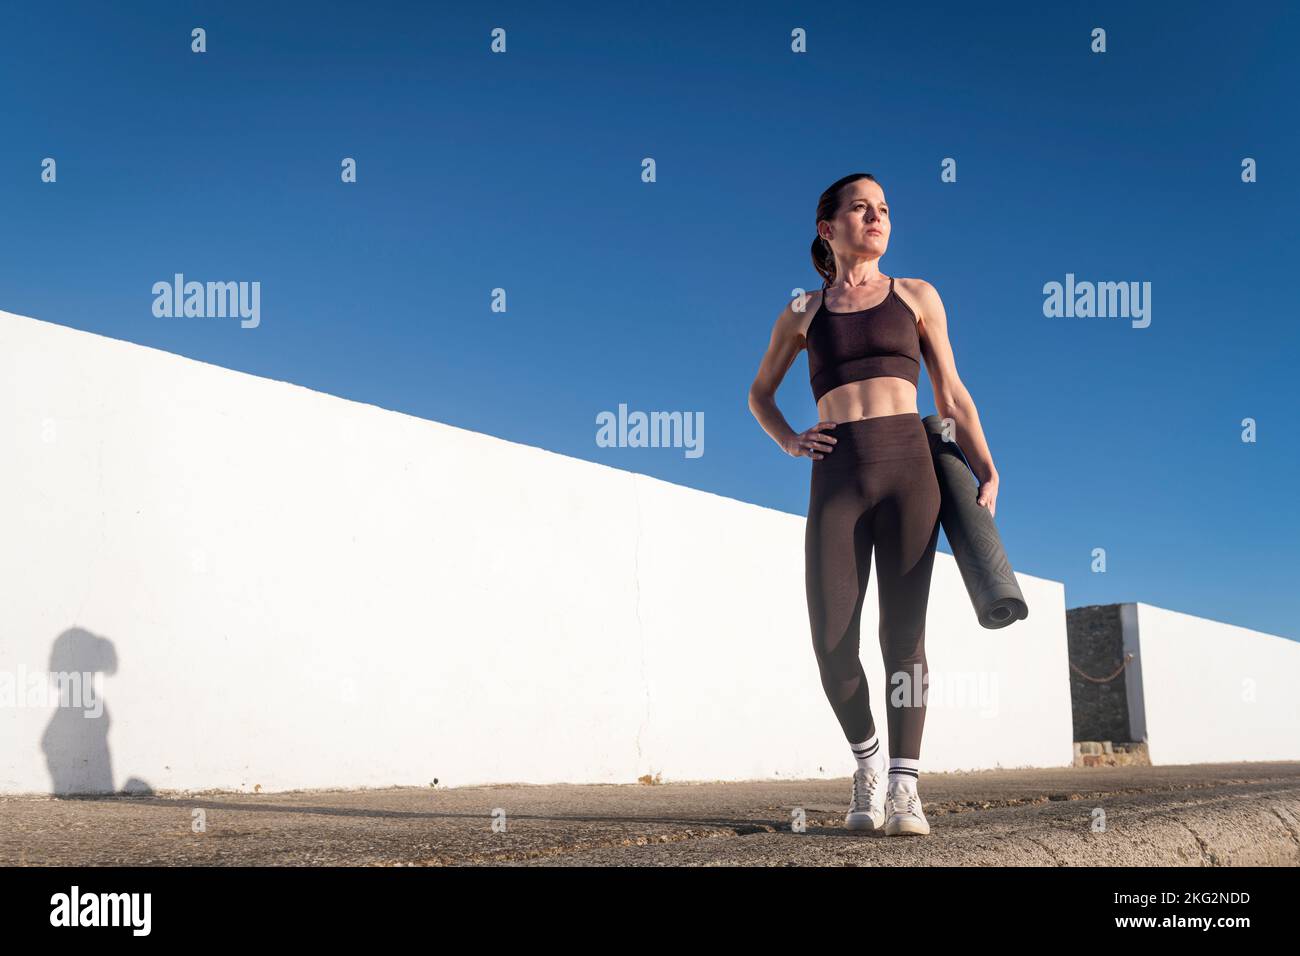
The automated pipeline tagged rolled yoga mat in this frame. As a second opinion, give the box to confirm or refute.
[921,415,1028,629]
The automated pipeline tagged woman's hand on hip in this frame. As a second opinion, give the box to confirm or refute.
[784,421,838,460]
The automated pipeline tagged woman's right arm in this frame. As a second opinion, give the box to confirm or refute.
[747,294,838,460]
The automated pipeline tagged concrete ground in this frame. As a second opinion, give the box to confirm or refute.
[2,762,1298,866]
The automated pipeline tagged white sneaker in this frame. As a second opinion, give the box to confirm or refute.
[845,767,886,831]
[884,783,930,836]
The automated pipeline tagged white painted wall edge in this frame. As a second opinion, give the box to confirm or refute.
[2,308,1071,793]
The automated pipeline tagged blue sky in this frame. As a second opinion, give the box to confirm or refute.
[3,1,1297,640]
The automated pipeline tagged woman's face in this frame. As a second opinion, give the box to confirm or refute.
[827,180,890,255]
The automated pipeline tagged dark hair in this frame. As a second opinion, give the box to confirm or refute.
[811,173,880,289]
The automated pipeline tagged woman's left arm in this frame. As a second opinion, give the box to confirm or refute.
[902,278,999,517]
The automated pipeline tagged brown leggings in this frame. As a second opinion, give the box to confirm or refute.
[804,412,941,760]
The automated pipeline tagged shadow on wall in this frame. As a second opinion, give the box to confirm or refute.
[39,627,152,798]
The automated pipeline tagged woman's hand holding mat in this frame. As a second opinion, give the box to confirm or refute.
[921,415,1027,629]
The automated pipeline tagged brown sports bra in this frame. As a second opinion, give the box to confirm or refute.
[806,276,922,402]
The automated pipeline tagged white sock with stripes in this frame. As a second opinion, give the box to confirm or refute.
[850,734,885,774]
[889,757,920,794]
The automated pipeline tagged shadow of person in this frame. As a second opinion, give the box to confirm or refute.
[39,626,132,798]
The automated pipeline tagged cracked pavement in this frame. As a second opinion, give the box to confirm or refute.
[2,762,1298,866]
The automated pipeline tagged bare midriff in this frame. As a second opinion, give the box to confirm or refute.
[816,377,918,424]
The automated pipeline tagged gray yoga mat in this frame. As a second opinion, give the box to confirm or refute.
[922,415,1028,629]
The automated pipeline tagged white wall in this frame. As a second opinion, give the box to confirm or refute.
[0,309,1071,795]
[1124,602,1300,764]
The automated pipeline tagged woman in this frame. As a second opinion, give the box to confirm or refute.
[747,173,999,836]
